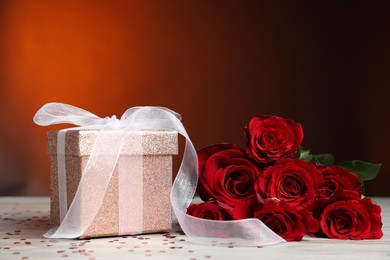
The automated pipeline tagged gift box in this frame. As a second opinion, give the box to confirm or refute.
[46,129,178,238]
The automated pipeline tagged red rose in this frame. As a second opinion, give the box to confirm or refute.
[317,166,362,199]
[244,115,303,164]
[197,144,261,219]
[253,199,318,241]
[186,200,234,220]
[255,158,324,209]
[313,190,383,240]
[197,143,240,200]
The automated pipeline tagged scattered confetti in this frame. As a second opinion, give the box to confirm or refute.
[4,197,386,259]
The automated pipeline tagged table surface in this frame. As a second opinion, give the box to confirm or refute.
[0,197,389,260]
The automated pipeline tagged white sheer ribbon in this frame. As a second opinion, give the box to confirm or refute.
[56,130,67,223]
[33,103,285,246]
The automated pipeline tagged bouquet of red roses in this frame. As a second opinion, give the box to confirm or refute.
[187,115,383,241]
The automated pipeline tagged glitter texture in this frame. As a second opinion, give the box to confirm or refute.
[47,130,178,238]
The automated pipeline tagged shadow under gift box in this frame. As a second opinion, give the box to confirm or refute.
[46,130,178,239]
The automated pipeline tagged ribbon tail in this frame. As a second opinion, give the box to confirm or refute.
[170,131,286,246]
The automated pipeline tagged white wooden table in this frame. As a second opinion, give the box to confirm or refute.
[0,197,389,260]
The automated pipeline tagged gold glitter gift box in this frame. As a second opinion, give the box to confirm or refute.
[47,129,178,238]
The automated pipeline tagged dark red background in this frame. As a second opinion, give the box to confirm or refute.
[0,1,389,196]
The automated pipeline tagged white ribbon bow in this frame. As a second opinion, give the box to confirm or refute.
[34,102,285,246]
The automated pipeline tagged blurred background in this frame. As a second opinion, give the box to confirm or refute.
[0,1,389,196]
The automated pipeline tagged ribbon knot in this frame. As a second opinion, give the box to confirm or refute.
[102,115,126,128]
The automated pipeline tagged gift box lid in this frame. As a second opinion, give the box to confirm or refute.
[47,130,178,156]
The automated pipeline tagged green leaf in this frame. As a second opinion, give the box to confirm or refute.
[297,147,333,166]
[298,147,313,161]
[311,153,335,167]
[338,160,382,183]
